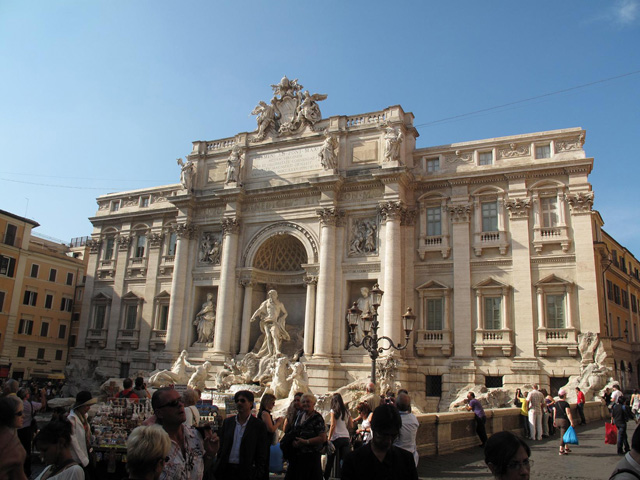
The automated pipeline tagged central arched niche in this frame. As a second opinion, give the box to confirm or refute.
[248,233,308,355]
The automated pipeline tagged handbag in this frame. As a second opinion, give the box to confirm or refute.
[563,425,579,445]
[319,440,335,455]
[606,422,619,445]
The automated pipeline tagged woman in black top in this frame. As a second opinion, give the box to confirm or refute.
[553,389,574,455]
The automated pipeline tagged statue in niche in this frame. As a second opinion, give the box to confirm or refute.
[295,90,327,126]
[193,293,216,345]
[349,219,378,256]
[199,233,222,264]
[352,286,373,344]
[148,350,195,386]
[318,129,338,170]
[225,145,244,184]
[250,289,290,357]
[177,157,195,191]
[383,127,403,162]
[251,100,279,141]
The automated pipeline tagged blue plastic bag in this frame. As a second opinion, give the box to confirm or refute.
[270,443,284,473]
[563,425,579,445]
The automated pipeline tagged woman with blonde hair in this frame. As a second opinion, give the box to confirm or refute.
[181,389,200,427]
[285,393,326,480]
[125,425,171,480]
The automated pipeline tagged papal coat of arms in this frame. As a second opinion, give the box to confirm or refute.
[251,76,327,141]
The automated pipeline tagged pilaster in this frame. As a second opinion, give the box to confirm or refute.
[449,203,472,357]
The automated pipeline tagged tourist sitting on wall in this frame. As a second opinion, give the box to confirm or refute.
[152,387,218,480]
[125,425,171,480]
[393,392,419,466]
[342,404,418,480]
[33,419,85,480]
[484,431,532,480]
[215,390,268,480]
[0,395,27,480]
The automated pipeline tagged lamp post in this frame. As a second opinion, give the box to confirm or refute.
[346,283,415,385]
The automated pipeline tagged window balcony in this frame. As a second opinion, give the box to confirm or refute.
[473,231,509,256]
[116,329,139,349]
[536,327,578,356]
[126,258,147,277]
[415,329,452,356]
[474,328,513,356]
[150,330,167,350]
[417,235,450,259]
[86,328,107,348]
[159,256,175,276]
[532,225,570,254]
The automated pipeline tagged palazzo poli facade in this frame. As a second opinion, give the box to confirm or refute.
[73,78,609,401]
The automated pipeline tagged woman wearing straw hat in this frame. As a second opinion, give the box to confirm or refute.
[68,391,97,477]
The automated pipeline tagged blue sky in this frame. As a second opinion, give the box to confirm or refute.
[1,1,639,254]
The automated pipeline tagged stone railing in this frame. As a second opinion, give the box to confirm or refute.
[536,327,578,356]
[474,329,513,356]
[206,138,236,151]
[415,329,452,356]
[417,234,451,260]
[345,111,387,128]
[473,230,509,256]
[415,401,608,456]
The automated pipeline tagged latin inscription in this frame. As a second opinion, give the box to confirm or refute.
[250,146,322,178]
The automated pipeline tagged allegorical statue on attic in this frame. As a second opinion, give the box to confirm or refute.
[318,129,338,170]
[251,76,328,140]
[225,145,244,184]
[383,126,404,162]
[177,157,195,191]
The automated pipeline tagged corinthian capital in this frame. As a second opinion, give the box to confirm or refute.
[378,201,405,223]
[566,192,594,214]
[117,235,132,246]
[174,222,199,239]
[221,217,241,235]
[316,207,344,226]
[505,198,532,219]
[86,238,102,253]
[448,204,472,223]
[148,232,165,248]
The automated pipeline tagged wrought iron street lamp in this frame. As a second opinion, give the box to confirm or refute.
[346,283,415,385]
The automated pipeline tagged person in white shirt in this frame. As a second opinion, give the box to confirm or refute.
[526,385,545,441]
[393,392,419,466]
[612,384,623,405]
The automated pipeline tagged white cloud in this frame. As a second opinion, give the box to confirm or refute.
[614,0,639,24]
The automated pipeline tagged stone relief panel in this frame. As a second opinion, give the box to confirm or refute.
[498,143,530,159]
[445,150,473,164]
[351,141,378,164]
[555,132,585,152]
[198,232,223,265]
[348,216,379,257]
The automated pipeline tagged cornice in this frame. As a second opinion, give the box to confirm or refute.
[530,255,576,264]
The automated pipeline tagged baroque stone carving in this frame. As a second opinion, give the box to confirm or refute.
[117,235,132,246]
[348,217,378,256]
[193,293,215,346]
[199,233,222,264]
[221,217,240,235]
[250,290,290,357]
[148,350,195,386]
[505,198,532,219]
[225,145,244,185]
[566,192,594,214]
[383,126,403,162]
[448,204,472,223]
[401,208,417,226]
[317,207,344,226]
[251,76,327,141]
[378,201,405,223]
[318,129,338,170]
[174,222,198,239]
[303,275,318,286]
[555,132,586,152]
[148,232,164,248]
[177,157,195,191]
[87,238,102,253]
[445,150,473,164]
[498,143,530,159]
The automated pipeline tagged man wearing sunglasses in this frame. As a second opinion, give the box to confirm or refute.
[152,387,219,480]
[215,390,268,480]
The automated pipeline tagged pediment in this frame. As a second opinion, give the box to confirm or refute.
[473,277,508,289]
[535,274,571,287]
[416,280,449,291]
[155,290,171,300]
[122,291,141,301]
[92,292,112,302]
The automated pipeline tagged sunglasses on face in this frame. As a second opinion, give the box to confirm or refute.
[158,399,182,409]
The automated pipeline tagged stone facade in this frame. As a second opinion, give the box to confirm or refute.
[72,80,616,403]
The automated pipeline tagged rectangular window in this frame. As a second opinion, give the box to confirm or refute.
[540,197,558,228]
[70,335,77,347]
[0,291,5,312]
[119,362,130,379]
[125,305,137,330]
[103,237,115,261]
[45,294,53,309]
[426,158,440,173]
[17,346,26,357]
[55,350,63,361]
[37,348,45,360]
[614,285,621,304]
[94,305,106,330]
[135,235,146,258]
[0,255,16,277]
[626,321,630,341]
[49,268,57,282]
[607,280,613,301]
[30,264,39,278]
[158,305,169,330]
[426,207,442,236]
[426,298,443,330]
[23,290,37,306]
[478,151,493,165]
[4,224,17,246]
[622,290,629,309]
[618,317,622,337]
[484,297,502,330]
[40,322,49,337]
[140,196,150,208]
[18,319,33,335]
[110,201,120,212]
[485,376,503,388]
[66,273,74,286]
[481,201,498,232]
[632,294,637,313]
[535,144,551,159]
[167,232,177,256]
[546,295,565,328]
[60,298,73,312]
[425,375,442,397]
[58,324,67,339]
